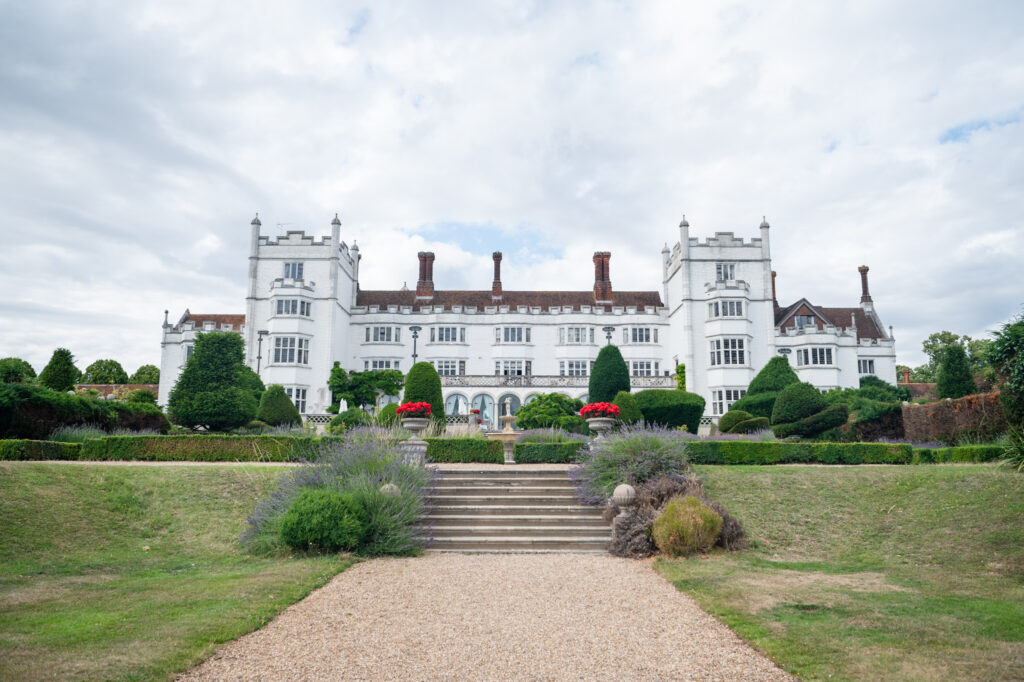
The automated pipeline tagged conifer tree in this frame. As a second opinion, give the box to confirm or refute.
[38,348,81,392]
[167,332,257,430]
[402,361,445,421]
[936,344,976,399]
[257,384,302,426]
[589,345,630,403]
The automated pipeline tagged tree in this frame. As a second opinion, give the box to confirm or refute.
[402,362,444,421]
[936,344,976,399]
[258,384,302,426]
[129,364,160,384]
[990,313,1024,425]
[0,357,35,384]
[329,363,404,409]
[81,359,129,384]
[912,331,995,384]
[237,365,265,404]
[38,348,81,392]
[514,393,586,431]
[167,332,258,430]
[589,345,630,403]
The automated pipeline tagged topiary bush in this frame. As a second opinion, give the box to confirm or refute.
[718,410,753,433]
[772,403,850,439]
[633,390,705,432]
[329,407,370,433]
[258,385,302,426]
[279,488,367,552]
[402,362,445,423]
[514,393,586,432]
[376,402,399,427]
[613,391,643,425]
[771,381,826,425]
[727,392,777,420]
[651,496,723,557]
[167,332,259,431]
[731,416,771,434]
[589,345,630,403]
[730,356,800,419]
[0,383,168,439]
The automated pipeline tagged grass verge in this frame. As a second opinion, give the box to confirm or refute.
[654,464,1024,681]
[0,462,354,681]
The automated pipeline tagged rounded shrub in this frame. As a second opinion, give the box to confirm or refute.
[728,392,777,420]
[613,391,643,425]
[280,488,366,552]
[651,496,723,557]
[329,407,370,433]
[402,361,445,423]
[732,416,771,434]
[377,402,399,427]
[633,390,705,433]
[718,409,753,434]
[747,356,800,395]
[589,345,630,403]
[257,384,302,426]
[773,403,849,439]
[771,381,826,425]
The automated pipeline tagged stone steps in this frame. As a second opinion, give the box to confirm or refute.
[425,469,608,554]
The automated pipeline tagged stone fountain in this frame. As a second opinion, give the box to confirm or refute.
[486,397,518,464]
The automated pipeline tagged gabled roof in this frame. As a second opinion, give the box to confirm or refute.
[775,299,886,340]
[356,290,664,311]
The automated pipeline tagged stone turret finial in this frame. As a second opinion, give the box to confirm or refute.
[351,240,359,252]
[760,216,769,229]
[679,214,689,228]
[331,213,341,227]
[251,213,261,226]
[661,243,670,254]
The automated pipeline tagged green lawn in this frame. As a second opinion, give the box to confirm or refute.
[655,464,1024,681]
[0,462,353,681]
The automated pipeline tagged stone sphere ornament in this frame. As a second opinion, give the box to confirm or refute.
[612,483,637,507]
[380,483,400,497]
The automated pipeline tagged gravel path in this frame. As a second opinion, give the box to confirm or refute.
[179,554,791,681]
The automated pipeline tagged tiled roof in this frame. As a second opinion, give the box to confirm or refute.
[183,313,246,329]
[774,302,887,340]
[356,290,664,311]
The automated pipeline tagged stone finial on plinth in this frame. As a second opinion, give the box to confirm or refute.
[611,484,637,538]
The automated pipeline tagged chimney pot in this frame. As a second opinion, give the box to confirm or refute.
[858,265,873,303]
[492,252,503,300]
[416,252,435,300]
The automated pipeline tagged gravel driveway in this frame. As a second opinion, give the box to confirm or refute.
[180,554,790,681]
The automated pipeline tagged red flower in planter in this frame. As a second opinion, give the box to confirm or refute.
[580,402,620,418]
[396,402,432,418]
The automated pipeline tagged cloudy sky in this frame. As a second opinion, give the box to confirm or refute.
[2,0,1022,375]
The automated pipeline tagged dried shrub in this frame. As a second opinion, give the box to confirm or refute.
[703,498,746,550]
[607,507,657,558]
[651,496,722,557]
[901,391,1008,445]
[636,475,705,509]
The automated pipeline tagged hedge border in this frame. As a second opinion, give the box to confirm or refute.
[0,440,82,461]
[425,438,503,464]
[911,445,1005,463]
[686,440,914,465]
[513,442,585,464]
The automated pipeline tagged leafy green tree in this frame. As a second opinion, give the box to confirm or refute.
[675,363,686,391]
[0,357,35,383]
[81,359,129,384]
[129,364,160,384]
[613,390,643,425]
[589,345,630,403]
[514,393,586,431]
[402,362,444,421]
[936,344,976,399]
[329,363,404,409]
[258,384,302,426]
[167,332,258,430]
[989,314,1024,424]
[38,348,81,392]
[913,331,994,383]
[237,365,265,404]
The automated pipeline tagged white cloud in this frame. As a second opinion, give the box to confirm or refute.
[1,0,1022,372]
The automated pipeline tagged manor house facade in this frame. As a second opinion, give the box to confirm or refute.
[158,214,897,427]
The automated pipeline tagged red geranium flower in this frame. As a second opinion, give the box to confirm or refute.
[580,402,620,418]
[396,401,432,417]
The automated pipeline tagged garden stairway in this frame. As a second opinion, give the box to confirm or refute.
[425,469,609,553]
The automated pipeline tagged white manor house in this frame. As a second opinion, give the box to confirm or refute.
[158,214,897,427]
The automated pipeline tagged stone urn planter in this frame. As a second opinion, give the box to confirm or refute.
[585,416,616,439]
[400,417,430,438]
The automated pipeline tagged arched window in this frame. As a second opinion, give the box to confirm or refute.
[445,393,469,416]
[471,394,496,430]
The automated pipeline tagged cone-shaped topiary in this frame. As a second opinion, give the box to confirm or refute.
[589,344,630,403]
[771,381,826,425]
[258,384,302,426]
[747,356,800,395]
[937,344,976,399]
[402,361,445,422]
[167,332,258,431]
[613,391,643,425]
[718,409,753,433]
[651,496,723,557]
[38,348,81,392]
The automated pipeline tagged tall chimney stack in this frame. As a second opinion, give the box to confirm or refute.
[492,252,503,301]
[902,367,910,384]
[858,265,872,303]
[416,252,435,301]
[771,270,777,301]
[593,251,613,303]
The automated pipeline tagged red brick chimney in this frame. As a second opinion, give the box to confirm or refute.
[901,367,910,384]
[593,251,612,303]
[858,265,872,303]
[416,252,435,301]
[492,252,503,301]
[771,270,777,301]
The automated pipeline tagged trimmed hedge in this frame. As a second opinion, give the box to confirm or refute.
[79,435,332,462]
[513,442,585,464]
[425,438,503,463]
[773,404,849,439]
[718,410,753,434]
[727,392,777,420]
[0,383,169,439]
[912,445,1005,463]
[687,440,914,465]
[634,390,706,433]
[0,440,82,460]
[731,417,770,434]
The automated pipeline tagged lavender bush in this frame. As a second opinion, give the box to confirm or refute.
[241,427,436,556]
[570,424,692,506]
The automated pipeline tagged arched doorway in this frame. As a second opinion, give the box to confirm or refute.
[471,394,496,430]
[445,393,469,417]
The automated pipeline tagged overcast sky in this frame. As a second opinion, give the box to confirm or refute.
[1,1,1022,376]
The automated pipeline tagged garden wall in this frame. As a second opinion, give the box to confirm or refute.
[902,392,1008,445]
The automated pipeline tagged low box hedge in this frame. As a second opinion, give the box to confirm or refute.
[0,440,82,461]
[686,440,914,465]
[513,442,585,464]
[425,438,503,463]
[79,435,331,462]
[912,445,1005,463]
